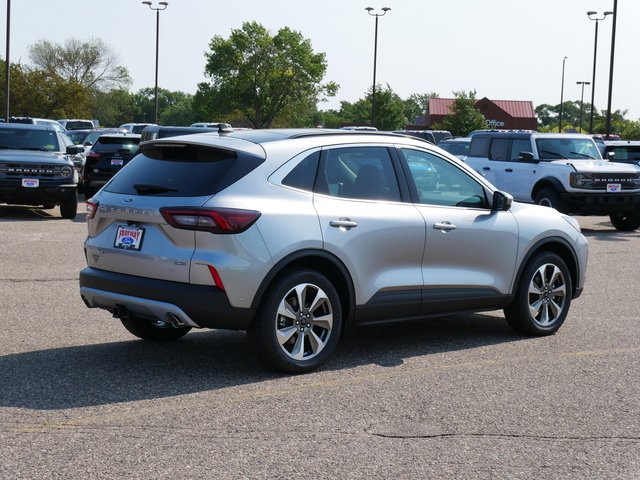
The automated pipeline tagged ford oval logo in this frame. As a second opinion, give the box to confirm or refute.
[122,197,134,203]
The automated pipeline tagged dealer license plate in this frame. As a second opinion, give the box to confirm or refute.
[607,183,622,193]
[22,178,39,188]
[114,225,145,251]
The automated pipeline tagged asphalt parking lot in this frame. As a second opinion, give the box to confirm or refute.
[1,202,639,479]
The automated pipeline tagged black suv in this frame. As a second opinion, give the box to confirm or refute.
[83,134,141,198]
[0,124,81,218]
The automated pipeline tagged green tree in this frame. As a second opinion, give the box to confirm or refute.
[0,60,91,118]
[368,84,406,131]
[91,89,139,127]
[132,88,196,125]
[403,92,438,125]
[434,90,485,136]
[197,21,338,128]
[27,38,131,92]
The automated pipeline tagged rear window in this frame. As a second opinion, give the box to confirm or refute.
[93,136,140,153]
[65,121,94,130]
[103,146,265,197]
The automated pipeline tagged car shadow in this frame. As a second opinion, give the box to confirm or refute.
[0,204,87,223]
[0,313,524,410]
[580,219,640,241]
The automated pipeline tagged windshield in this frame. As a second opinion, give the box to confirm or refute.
[536,137,601,160]
[0,128,61,151]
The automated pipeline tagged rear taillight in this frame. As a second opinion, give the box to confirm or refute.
[160,207,261,234]
[86,199,99,219]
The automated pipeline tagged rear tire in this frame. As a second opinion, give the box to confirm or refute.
[609,205,640,231]
[248,269,342,374]
[504,251,572,336]
[121,316,191,342]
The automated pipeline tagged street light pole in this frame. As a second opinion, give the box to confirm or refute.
[559,56,567,133]
[365,7,390,129]
[577,81,590,133]
[142,1,168,125]
[4,0,10,122]
[605,0,617,140]
[587,10,612,134]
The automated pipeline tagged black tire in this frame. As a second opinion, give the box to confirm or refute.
[59,192,78,219]
[609,205,640,231]
[121,316,192,342]
[248,269,342,374]
[534,188,565,212]
[504,251,572,336]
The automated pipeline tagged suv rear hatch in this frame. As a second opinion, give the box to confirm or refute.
[84,138,265,284]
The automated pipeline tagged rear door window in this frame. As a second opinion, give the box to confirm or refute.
[319,146,401,202]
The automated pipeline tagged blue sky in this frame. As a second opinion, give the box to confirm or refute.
[4,0,639,120]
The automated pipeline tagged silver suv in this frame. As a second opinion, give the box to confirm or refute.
[79,130,588,373]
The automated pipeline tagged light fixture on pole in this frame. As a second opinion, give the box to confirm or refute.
[576,81,590,133]
[365,7,390,129]
[604,1,617,140]
[587,10,612,133]
[142,1,169,125]
[559,56,567,133]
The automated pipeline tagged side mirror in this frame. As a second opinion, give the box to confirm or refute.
[66,145,84,155]
[492,190,513,212]
[518,151,536,162]
[606,151,615,160]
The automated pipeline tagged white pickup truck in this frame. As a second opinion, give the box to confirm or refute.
[464,131,640,231]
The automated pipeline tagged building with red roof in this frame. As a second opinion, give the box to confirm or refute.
[425,97,538,130]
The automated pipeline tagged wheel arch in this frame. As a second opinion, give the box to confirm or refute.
[531,177,566,201]
[250,249,355,332]
[512,237,581,300]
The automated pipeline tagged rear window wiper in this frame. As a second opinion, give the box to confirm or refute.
[133,184,178,194]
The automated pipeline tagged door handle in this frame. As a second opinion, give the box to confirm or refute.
[505,168,513,172]
[433,221,457,231]
[482,167,490,170]
[330,218,358,230]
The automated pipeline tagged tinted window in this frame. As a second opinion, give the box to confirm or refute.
[469,137,489,157]
[93,136,140,153]
[439,141,470,157]
[402,148,488,208]
[489,138,509,160]
[321,146,401,201]
[282,151,320,191]
[104,147,264,197]
[511,139,532,160]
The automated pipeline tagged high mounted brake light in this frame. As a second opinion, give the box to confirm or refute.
[160,207,261,234]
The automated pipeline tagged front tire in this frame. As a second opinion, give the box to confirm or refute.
[121,316,192,342]
[609,205,640,231]
[504,251,572,336]
[248,269,342,374]
[534,188,565,212]
[59,192,78,219]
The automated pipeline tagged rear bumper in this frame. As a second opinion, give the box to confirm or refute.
[79,267,255,330]
[560,192,640,215]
